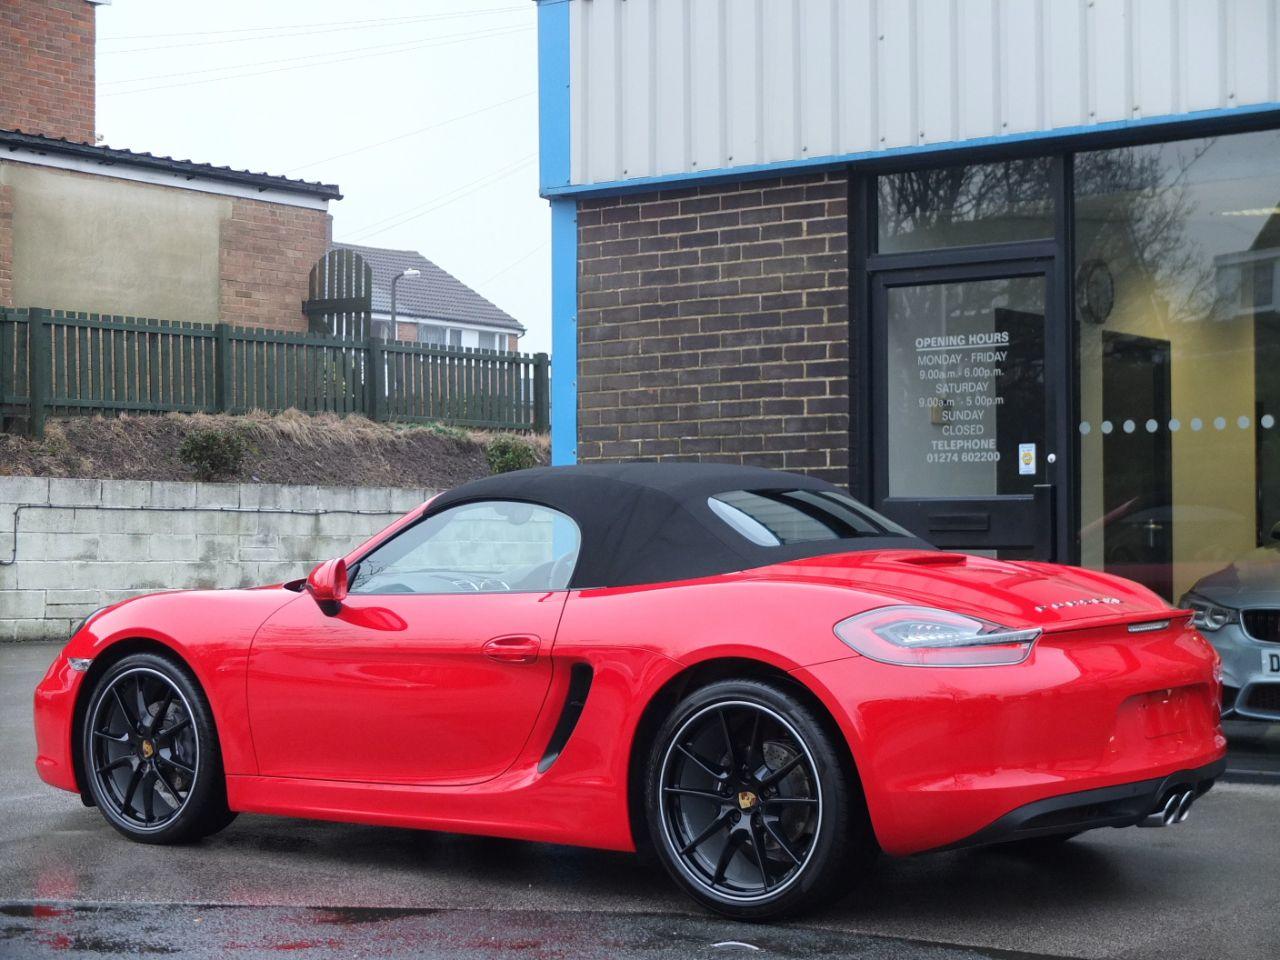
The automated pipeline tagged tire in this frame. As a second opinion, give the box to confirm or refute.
[644,679,875,921]
[80,651,234,844]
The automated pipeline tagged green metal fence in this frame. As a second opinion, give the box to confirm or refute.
[0,308,549,437]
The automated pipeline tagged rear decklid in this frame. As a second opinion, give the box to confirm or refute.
[755,549,1178,632]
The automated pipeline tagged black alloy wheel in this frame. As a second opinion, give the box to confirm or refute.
[82,652,235,844]
[646,679,874,920]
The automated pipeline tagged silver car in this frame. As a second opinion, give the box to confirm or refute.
[1181,529,1280,721]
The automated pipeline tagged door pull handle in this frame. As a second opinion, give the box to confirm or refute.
[484,635,541,664]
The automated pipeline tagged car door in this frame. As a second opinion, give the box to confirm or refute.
[246,499,581,786]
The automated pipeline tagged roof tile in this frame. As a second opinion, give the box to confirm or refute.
[332,242,524,334]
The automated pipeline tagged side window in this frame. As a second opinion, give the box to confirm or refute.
[347,500,581,595]
[708,489,913,546]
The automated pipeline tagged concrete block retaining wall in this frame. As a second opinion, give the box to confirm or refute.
[0,477,436,641]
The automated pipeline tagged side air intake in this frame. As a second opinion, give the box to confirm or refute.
[538,663,594,773]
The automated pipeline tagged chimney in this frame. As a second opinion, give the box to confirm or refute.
[0,0,100,142]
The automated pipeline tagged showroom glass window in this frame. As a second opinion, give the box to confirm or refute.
[875,156,1055,513]
[882,276,1048,501]
[348,500,581,595]
[1074,130,1280,603]
[878,157,1056,253]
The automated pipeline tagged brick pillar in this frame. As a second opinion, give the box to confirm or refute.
[575,171,850,485]
[218,198,333,332]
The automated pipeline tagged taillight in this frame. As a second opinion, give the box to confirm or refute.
[834,605,1041,667]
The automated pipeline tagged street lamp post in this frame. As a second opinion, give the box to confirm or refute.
[388,267,421,338]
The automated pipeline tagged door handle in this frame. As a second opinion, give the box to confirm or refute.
[484,634,541,664]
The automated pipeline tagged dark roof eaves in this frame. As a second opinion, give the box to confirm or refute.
[0,128,342,200]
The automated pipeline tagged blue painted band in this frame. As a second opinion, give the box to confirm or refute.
[536,0,571,194]
[549,198,577,466]
[540,101,1280,199]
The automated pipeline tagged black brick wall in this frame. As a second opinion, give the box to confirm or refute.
[576,171,850,485]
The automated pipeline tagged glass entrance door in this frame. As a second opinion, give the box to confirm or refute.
[870,262,1066,558]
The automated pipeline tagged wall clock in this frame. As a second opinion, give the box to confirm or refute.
[1077,258,1115,325]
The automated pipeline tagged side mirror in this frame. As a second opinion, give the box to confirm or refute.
[306,558,349,613]
[1271,521,1280,542]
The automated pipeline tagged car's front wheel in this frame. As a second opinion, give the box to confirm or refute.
[81,652,235,844]
[645,679,874,920]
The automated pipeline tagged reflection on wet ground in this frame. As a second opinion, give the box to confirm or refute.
[0,902,1066,960]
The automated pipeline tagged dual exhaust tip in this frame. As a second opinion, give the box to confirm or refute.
[1138,788,1196,828]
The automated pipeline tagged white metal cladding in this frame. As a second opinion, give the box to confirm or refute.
[567,0,1280,187]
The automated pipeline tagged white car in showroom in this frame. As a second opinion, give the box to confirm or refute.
[1182,528,1280,721]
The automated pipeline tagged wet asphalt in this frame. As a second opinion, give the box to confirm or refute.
[1221,718,1280,781]
[3,641,1279,960]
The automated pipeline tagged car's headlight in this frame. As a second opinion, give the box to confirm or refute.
[834,605,1041,667]
[1180,593,1238,632]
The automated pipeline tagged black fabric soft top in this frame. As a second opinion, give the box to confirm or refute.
[424,463,929,589]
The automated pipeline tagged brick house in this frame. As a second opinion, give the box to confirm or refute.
[0,0,339,332]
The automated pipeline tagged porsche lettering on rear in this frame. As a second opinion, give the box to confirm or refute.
[1034,597,1125,613]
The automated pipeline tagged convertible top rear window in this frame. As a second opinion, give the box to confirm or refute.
[709,490,912,547]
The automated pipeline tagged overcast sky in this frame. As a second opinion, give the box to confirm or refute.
[94,0,550,353]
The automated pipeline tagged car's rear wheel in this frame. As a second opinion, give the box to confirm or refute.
[645,679,873,920]
[82,652,235,844]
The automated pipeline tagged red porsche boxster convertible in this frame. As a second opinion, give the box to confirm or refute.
[34,464,1225,919]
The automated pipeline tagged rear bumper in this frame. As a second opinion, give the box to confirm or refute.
[935,757,1226,851]
[799,621,1227,855]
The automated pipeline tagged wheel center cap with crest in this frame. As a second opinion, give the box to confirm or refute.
[736,790,758,811]
[140,740,155,759]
